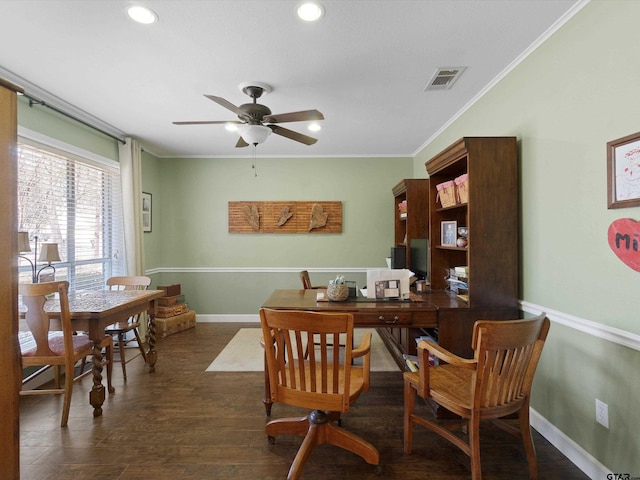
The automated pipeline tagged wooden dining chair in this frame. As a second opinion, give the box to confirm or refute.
[403,313,550,480]
[19,280,113,427]
[105,275,151,380]
[260,308,380,479]
[299,270,322,290]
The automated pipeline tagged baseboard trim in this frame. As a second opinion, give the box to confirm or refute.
[195,313,259,323]
[531,409,610,479]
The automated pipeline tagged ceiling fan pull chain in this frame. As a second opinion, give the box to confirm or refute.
[252,144,258,177]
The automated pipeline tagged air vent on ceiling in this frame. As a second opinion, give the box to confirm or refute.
[424,67,466,91]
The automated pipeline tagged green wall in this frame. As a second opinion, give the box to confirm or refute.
[142,155,413,314]
[414,0,639,475]
[17,97,119,161]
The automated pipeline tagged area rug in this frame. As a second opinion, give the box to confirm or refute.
[206,328,399,372]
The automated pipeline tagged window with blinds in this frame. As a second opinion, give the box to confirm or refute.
[17,141,126,290]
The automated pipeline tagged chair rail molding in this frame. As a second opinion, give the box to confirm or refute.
[145,267,372,275]
[143,270,640,350]
[520,300,640,352]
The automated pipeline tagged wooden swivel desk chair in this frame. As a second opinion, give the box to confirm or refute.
[105,275,151,380]
[19,280,113,427]
[403,313,550,480]
[260,308,380,479]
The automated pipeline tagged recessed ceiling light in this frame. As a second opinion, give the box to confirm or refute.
[127,5,158,24]
[308,123,322,132]
[296,2,324,22]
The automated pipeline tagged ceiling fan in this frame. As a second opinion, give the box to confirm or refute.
[173,82,324,147]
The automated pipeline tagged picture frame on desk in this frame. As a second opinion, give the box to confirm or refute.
[441,220,457,247]
[607,131,640,209]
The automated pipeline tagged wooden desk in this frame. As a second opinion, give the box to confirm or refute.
[26,289,165,418]
[261,289,519,414]
[262,288,442,322]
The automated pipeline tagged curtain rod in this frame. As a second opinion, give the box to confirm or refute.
[21,92,126,145]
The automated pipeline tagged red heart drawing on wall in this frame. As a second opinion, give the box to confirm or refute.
[608,218,640,271]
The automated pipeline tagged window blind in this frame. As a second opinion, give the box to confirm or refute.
[17,141,126,290]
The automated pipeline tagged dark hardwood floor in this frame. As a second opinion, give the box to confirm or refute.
[19,323,589,479]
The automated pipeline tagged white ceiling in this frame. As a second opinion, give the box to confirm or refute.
[0,0,584,159]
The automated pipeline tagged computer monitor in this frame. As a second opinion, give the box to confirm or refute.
[409,238,429,281]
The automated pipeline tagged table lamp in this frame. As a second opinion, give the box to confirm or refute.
[18,231,61,283]
[37,242,61,282]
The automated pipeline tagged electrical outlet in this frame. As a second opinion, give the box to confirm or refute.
[596,399,609,428]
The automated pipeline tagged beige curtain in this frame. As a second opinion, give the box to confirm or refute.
[118,137,148,335]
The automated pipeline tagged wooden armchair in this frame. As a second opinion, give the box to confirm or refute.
[260,308,380,479]
[105,275,151,380]
[403,313,550,480]
[19,281,113,427]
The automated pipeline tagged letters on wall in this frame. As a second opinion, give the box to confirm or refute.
[608,218,640,271]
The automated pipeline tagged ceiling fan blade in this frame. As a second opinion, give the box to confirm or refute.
[263,109,324,124]
[268,125,318,145]
[205,95,248,118]
[173,120,243,125]
[235,137,249,148]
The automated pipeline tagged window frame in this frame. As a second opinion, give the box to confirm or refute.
[17,128,126,291]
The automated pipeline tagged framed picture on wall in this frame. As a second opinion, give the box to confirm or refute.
[142,192,152,232]
[607,131,640,209]
[441,220,457,247]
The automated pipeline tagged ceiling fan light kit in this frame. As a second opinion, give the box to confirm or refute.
[238,124,272,145]
[173,81,324,148]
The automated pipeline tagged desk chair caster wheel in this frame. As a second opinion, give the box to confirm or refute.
[268,435,275,445]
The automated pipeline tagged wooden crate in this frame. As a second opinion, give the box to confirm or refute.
[158,284,181,296]
[157,294,185,307]
[156,303,189,318]
[155,310,196,338]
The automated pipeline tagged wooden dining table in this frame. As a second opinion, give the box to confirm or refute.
[22,289,165,418]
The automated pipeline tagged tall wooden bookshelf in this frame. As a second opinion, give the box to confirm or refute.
[386,179,429,358]
[379,138,519,372]
[392,179,429,269]
[426,137,518,308]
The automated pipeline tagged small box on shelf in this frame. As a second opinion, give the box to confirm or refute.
[436,181,457,208]
[454,173,469,203]
[398,200,408,220]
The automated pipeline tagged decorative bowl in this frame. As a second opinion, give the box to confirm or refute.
[458,226,468,237]
[327,284,349,302]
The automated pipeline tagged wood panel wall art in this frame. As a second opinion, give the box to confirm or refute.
[228,201,342,234]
